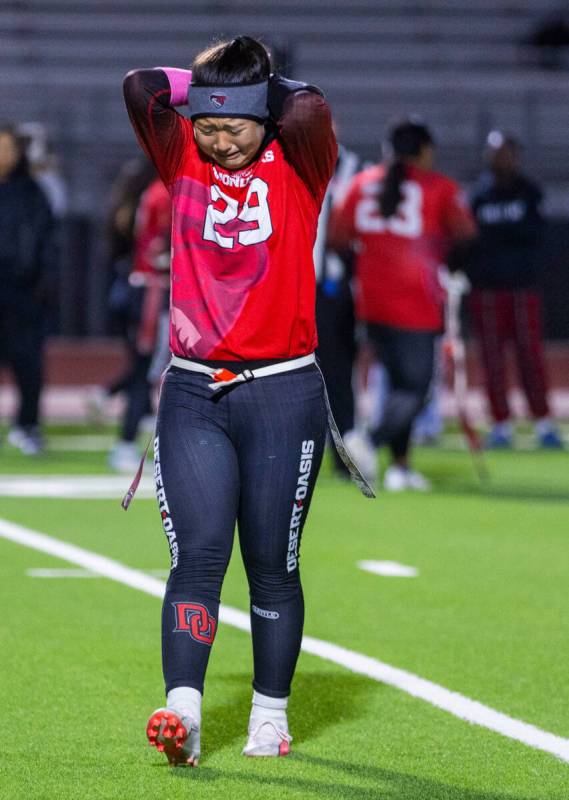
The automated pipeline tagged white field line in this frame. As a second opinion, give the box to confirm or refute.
[358,560,419,578]
[26,567,170,579]
[47,435,115,452]
[0,475,155,499]
[1,518,569,764]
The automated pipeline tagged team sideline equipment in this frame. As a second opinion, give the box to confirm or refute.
[441,271,488,482]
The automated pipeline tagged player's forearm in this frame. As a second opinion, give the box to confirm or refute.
[123,68,190,184]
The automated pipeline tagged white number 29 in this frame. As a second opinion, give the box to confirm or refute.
[203,177,273,250]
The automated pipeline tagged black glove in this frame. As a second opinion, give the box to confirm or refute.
[266,74,324,123]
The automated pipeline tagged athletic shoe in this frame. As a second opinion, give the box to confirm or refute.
[84,386,107,426]
[242,719,292,757]
[383,465,431,492]
[404,469,432,492]
[343,428,378,484]
[108,440,141,472]
[486,424,513,449]
[7,426,44,455]
[146,707,200,766]
[538,429,564,449]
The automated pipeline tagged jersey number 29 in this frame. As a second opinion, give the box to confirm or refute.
[203,178,273,249]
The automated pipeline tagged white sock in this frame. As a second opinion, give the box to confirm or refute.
[250,691,288,730]
[167,686,202,725]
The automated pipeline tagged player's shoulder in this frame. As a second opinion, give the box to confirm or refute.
[352,164,382,189]
[259,137,283,165]
[415,168,458,192]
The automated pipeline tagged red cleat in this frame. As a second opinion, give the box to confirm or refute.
[146,708,199,766]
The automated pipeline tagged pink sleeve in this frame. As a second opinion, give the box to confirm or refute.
[159,68,192,107]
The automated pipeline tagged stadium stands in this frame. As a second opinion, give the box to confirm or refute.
[1,0,566,212]
[2,1,568,334]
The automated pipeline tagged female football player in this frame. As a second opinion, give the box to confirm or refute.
[329,119,476,491]
[123,36,337,764]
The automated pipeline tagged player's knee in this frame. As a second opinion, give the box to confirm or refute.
[247,563,301,606]
[167,550,227,595]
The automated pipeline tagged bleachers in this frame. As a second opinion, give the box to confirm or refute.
[1,0,567,216]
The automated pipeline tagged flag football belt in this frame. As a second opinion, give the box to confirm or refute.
[169,353,316,390]
[121,353,374,510]
[169,353,375,498]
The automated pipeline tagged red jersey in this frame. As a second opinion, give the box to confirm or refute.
[132,178,171,281]
[124,69,336,361]
[330,164,475,331]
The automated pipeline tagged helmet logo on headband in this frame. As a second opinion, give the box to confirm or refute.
[209,93,227,109]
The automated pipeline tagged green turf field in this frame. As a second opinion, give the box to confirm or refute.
[1,428,568,799]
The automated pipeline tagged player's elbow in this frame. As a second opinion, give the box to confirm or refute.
[123,70,144,103]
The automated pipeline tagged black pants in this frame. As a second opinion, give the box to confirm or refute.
[367,325,436,459]
[0,300,44,429]
[120,352,152,442]
[316,281,356,474]
[155,364,326,698]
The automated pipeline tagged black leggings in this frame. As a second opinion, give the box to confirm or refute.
[155,364,327,698]
[0,301,44,429]
[367,325,436,459]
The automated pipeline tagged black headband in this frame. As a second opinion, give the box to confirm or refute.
[188,81,269,122]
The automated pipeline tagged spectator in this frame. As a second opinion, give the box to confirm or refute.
[468,131,563,449]
[0,124,55,454]
[329,119,476,490]
[18,121,68,219]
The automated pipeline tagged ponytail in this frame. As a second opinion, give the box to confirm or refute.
[379,159,406,218]
[378,118,434,219]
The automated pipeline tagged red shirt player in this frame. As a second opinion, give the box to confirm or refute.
[123,36,337,765]
[330,119,475,492]
[130,178,171,355]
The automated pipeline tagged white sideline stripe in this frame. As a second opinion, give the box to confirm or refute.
[0,475,155,499]
[1,518,569,764]
[27,567,100,578]
[26,567,171,579]
[358,560,419,578]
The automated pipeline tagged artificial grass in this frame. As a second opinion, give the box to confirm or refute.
[0,437,568,799]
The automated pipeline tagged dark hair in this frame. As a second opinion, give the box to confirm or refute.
[379,119,434,218]
[192,36,271,86]
[0,123,29,177]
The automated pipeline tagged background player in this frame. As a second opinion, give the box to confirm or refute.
[467,131,563,449]
[124,35,336,764]
[329,119,476,490]
[108,175,171,471]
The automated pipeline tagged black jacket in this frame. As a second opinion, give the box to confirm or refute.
[469,171,544,290]
[0,169,55,297]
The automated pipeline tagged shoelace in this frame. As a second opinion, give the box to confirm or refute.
[248,719,292,744]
